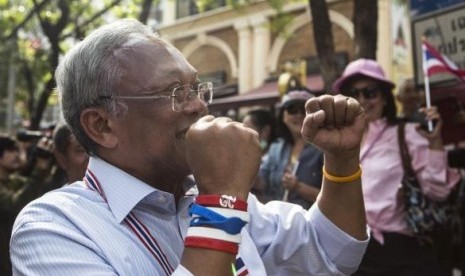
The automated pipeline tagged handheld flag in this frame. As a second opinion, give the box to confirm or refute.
[422,39,465,82]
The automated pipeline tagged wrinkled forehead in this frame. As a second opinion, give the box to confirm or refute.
[112,37,196,90]
[114,38,185,71]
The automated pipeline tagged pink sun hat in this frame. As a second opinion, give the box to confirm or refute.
[332,58,395,93]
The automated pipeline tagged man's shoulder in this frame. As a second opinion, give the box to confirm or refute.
[13,182,99,229]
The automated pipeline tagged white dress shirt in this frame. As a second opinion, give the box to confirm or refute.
[11,157,368,275]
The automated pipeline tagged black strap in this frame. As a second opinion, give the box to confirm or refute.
[397,123,417,182]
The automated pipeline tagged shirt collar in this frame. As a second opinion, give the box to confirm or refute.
[87,157,194,223]
[368,117,388,131]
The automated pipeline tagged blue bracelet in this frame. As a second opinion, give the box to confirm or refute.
[190,203,227,221]
[189,204,247,235]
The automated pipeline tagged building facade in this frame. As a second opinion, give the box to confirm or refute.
[155,0,413,115]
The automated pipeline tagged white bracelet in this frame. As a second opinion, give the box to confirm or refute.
[186,226,242,243]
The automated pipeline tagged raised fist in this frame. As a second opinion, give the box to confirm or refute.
[301,95,365,159]
[185,115,262,200]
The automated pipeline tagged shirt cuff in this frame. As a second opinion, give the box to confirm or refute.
[428,150,448,174]
[310,206,369,274]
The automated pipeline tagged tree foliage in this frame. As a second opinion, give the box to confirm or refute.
[1,0,379,129]
[0,0,156,130]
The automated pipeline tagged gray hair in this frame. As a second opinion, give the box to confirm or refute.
[55,19,159,155]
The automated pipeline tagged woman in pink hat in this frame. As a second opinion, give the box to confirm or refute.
[333,58,460,275]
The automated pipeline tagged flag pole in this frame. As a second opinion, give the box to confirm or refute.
[421,38,434,132]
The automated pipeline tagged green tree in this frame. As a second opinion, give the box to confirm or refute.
[0,0,382,129]
[309,0,338,92]
[0,0,158,130]
[309,0,378,91]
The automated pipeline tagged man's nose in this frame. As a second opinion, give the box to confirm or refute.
[182,96,208,114]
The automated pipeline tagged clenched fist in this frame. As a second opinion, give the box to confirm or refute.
[185,115,262,200]
[302,95,365,159]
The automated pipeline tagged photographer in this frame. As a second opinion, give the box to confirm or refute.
[15,129,43,171]
[16,129,55,178]
[0,135,53,275]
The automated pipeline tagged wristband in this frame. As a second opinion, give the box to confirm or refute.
[322,165,362,183]
[189,204,247,234]
[195,195,248,211]
[190,216,246,235]
[207,207,249,223]
[185,236,238,255]
[190,204,227,221]
[187,226,242,243]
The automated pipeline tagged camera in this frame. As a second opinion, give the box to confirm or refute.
[31,143,54,159]
[16,130,44,142]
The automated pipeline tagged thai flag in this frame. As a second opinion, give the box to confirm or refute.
[422,39,465,82]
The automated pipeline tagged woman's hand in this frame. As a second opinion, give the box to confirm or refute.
[282,173,299,191]
[416,106,443,150]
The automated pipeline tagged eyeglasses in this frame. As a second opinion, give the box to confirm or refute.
[345,85,380,99]
[285,103,306,115]
[100,82,213,112]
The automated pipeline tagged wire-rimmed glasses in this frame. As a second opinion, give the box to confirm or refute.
[101,82,213,112]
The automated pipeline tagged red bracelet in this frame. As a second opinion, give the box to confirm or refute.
[184,236,238,255]
[195,195,247,211]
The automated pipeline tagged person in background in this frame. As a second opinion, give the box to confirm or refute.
[52,121,89,184]
[0,135,52,275]
[258,89,324,209]
[333,58,461,276]
[15,129,44,172]
[10,19,368,275]
[242,109,276,200]
[398,79,465,275]
[242,109,276,155]
[396,78,425,123]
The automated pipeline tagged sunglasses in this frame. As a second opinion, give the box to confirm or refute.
[345,85,380,99]
[285,103,306,115]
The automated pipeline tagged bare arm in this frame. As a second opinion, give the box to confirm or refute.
[301,95,367,240]
[182,116,262,275]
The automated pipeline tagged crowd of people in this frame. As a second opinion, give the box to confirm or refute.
[0,18,464,275]
[0,123,89,275]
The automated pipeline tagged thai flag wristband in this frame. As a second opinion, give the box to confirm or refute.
[184,236,238,255]
[189,204,247,235]
[185,195,249,255]
[195,194,248,211]
[187,226,242,243]
[203,207,249,223]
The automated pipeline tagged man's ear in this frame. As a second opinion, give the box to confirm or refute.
[80,108,118,149]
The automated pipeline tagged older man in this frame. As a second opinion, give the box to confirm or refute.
[10,19,368,275]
